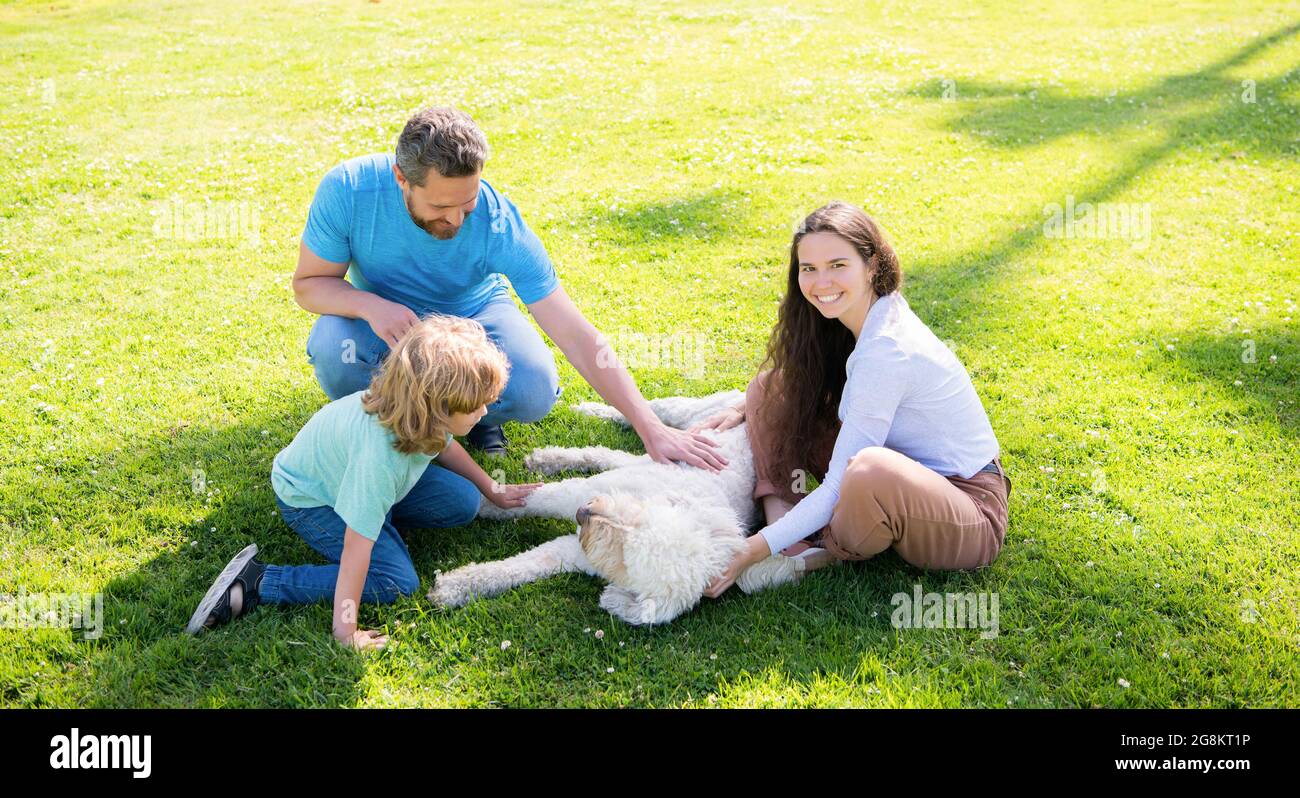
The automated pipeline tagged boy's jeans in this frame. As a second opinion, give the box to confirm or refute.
[260,475,476,605]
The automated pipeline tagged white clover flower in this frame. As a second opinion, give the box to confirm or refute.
[1117,678,1131,688]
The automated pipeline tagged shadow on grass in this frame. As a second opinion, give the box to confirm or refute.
[908,21,1299,156]
[69,386,657,706]
[1155,322,1299,436]
[902,21,1299,304]
[586,188,754,248]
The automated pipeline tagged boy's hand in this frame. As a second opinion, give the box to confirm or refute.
[335,628,389,651]
[487,481,542,509]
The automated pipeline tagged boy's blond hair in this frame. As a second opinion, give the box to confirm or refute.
[362,314,510,455]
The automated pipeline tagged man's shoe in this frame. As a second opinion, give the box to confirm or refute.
[467,423,508,457]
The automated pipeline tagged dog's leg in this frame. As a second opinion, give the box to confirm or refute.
[477,478,598,521]
[736,554,819,594]
[526,446,650,475]
[429,533,596,607]
[574,390,744,431]
[598,585,661,626]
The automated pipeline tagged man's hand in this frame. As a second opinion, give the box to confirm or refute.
[362,296,419,349]
[643,422,728,473]
[487,481,543,509]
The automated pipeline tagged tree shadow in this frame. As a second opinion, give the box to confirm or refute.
[901,20,1299,304]
[1155,322,1299,436]
[586,188,754,248]
[908,21,1299,156]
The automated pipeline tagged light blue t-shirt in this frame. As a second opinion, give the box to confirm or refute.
[302,152,560,318]
[271,391,451,541]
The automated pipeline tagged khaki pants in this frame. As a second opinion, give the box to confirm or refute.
[745,370,1010,571]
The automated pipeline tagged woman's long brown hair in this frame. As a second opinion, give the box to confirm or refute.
[755,202,902,487]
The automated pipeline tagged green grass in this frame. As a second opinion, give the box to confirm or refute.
[1,0,1297,707]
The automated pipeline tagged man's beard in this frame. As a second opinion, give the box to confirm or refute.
[405,194,461,240]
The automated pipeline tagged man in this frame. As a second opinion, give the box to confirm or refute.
[292,106,726,528]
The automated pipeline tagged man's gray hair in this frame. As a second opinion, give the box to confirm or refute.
[395,107,489,186]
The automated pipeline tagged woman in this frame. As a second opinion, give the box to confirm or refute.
[698,202,1010,598]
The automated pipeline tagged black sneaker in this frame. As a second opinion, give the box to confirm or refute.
[185,544,267,634]
[467,423,508,457]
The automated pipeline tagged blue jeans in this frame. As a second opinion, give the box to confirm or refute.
[261,469,480,605]
[305,288,562,426]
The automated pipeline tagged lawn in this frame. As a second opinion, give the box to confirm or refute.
[0,0,1296,707]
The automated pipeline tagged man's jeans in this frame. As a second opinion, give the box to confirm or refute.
[305,289,562,426]
[260,482,481,605]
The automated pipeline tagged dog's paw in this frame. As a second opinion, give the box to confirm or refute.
[636,597,658,625]
[736,555,804,595]
[427,571,470,608]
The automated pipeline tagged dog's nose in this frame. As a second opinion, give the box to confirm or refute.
[576,504,590,524]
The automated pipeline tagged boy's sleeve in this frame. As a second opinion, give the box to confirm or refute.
[302,166,353,265]
[487,191,559,304]
[332,448,401,541]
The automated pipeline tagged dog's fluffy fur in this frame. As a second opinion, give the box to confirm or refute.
[427,391,811,625]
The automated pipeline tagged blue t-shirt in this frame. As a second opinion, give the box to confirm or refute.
[271,391,452,541]
[302,153,559,317]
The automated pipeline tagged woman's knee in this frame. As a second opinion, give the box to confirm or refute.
[844,446,906,485]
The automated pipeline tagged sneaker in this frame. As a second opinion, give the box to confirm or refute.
[467,423,508,457]
[185,544,267,634]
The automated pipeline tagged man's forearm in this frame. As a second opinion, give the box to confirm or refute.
[562,326,660,435]
[293,275,380,320]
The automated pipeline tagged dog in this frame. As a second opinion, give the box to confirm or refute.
[427,390,828,624]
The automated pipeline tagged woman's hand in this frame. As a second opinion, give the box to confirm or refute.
[703,534,772,598]
[687,401,745,434]
[335,627,389,651]
[487,481,543,509]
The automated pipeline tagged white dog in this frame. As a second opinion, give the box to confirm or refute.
[428,391,832,625]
